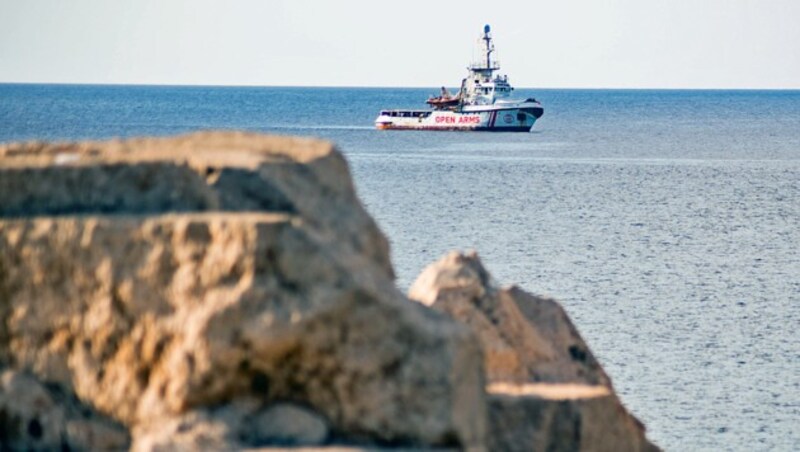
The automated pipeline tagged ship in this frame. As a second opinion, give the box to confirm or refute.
[375,25,543,132]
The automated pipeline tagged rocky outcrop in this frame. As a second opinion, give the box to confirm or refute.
[409,251,610,387]
[0,131,658,451]
[0,132,485,450]
[409,251,659,451]
[0,132,392,277]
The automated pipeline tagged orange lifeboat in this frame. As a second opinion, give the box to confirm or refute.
[426,87,461,110]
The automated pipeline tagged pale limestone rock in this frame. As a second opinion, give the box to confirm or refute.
[131,410,243,452]
[410,251,610,386]
[409,251,658,451]
[0,132,486,450]
[0,131,660,451]
[0,214,484,448]
[0,370,129,451]
[0,131,392,277]
[488,383,659,452]
[131,401,328,451]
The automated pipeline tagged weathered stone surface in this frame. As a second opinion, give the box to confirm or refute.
[488,383,659,452]
[132,399,330,451]
[0,131,393,278]
[131,409,242,452]
[409,251,658,451]
[0,132,486,450]
[0,370,129,451]
[409,251,610,386]
[246,403,329,446]
[1,131,660,451]
[0,214,484,448]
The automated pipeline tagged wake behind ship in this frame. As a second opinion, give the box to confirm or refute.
[375,25,543,132]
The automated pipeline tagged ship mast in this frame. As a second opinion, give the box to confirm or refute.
[483,24,493,70]
[470,24,499,74]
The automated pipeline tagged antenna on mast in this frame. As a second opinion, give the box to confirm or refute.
[468,24,499,72]
[483,24,494,70]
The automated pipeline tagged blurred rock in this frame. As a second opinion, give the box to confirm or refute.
[0,132,485,450]
[0,369,129,451]
[0,131,392,277]
[409,251,658,451]
[134,400,332,449]
[246,403,329,446]
[0,131,659,451]
[488,382,659,452]
[409,251,610,386]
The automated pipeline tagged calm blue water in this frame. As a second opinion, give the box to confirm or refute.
[2,84,799,450]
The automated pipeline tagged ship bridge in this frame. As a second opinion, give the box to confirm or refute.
[462,25,514,105]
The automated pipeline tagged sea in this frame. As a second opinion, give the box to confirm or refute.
[1,84,799,451]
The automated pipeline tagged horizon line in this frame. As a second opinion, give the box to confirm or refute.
[1,81,800,91]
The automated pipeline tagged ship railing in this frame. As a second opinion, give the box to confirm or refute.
[379,110,432,118]
[468,61,500,71]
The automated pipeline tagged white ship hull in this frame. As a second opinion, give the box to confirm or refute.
[375,102,543,132]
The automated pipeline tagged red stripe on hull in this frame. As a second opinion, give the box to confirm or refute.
[376,124,532,132]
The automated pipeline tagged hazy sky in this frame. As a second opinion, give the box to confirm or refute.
[1,0,798,88]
